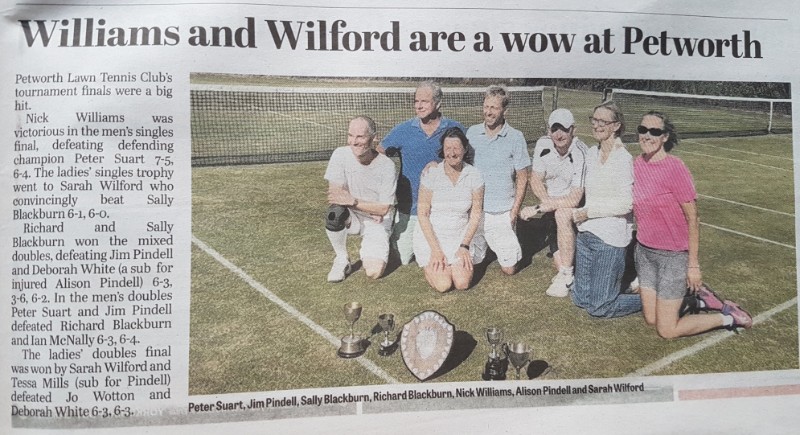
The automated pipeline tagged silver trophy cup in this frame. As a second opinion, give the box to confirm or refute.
[337,302,364,358]
[507,342,531,380]
[377,313,396,356]
[482,327,507,380]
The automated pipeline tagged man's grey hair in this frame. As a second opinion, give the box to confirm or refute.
[352,115,377,138]
[417,80,443,105]
[485,85,510,108]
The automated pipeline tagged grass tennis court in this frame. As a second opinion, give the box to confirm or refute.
[189,85,797,394]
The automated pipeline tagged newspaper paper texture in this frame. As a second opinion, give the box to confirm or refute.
[2,0,799,433]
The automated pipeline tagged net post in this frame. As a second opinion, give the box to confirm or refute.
[552,86,559,111]
[768,100,774,133]
[604,88,791,138]
[602,88,612,102]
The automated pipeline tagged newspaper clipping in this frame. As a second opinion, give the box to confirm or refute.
[2,1,799,433]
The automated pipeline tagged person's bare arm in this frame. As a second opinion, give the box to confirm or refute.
[328,184,391,216]
[540,187,584,212]
[417,185,446,271]
[457,186,484,271]
[528,169,550,203]
[510,168,528,224]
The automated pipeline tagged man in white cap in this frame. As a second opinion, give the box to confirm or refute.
[520,108,588,296]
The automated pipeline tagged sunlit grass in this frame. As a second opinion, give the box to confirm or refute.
[190,131,797,393]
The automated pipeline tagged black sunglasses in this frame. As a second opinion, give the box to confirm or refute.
[637,125,666,136]
[550,123,571,133]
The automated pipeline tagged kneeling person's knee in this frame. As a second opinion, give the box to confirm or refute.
[500,265,517,276]
[325,205,350,231]
[433,280,452,292]
[363,259,386,280]
[586,303,612,318]
[656,325,680,339]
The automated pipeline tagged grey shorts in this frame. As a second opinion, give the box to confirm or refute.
[634,243,687,300]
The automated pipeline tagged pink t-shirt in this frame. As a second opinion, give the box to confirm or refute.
[633,155,696,251]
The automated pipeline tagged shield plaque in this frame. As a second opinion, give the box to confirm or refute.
[400,311,454,381]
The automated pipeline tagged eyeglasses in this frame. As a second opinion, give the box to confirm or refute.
[549,123,572,134]
[637,125,666,136]
[588,117,616,127]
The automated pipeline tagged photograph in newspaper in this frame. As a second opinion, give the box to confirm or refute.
[5,1,800,432]
[189,75,796,401]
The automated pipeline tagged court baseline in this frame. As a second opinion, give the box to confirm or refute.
[192,235,400,384]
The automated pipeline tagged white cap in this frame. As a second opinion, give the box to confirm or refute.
[548,109,575,128]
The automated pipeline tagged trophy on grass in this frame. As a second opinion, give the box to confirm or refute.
[481,327,507,380]
[377,313,396,356]
[506,342,531,380]
[400,311,454,381]
[337,302,365,358]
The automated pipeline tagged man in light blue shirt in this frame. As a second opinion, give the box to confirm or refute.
[467,85,530,275]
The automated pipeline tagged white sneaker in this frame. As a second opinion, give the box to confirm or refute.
[627,277,640,294]
[327,259,352,283]
[545,271,573,297]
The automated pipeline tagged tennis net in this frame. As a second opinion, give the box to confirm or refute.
[606,88,792,141]
[191,85,548,166]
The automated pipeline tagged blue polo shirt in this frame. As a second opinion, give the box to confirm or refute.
[382,117,464,215]
[467,122,531,213]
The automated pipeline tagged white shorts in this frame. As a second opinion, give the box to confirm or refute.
[348,211,392,263]
[412,220,486,268]
[474,211,521,268]
[391,212,416,265]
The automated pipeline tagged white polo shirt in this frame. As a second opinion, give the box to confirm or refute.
[324,146,397,221]
[530,136,588,197]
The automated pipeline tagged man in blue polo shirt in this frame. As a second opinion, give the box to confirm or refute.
[379,81,465,265]
[468,85,530,275]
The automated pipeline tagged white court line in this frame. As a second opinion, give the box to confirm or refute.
[700,222,795,249]
[697,193,795,217]
[192,235,400,385]
[626,297,798,377]
[676,149,793,173]
[625,190,797,376]
[684,139,794,161]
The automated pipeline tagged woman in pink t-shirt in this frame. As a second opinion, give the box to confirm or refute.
[633,111,752,337]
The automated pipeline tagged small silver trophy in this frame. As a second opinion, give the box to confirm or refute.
[506,342,531,380]
[337,302,364,358]
[481,327,507,380]
[377,313,396,356]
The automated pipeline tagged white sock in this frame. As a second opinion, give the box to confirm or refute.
[326,229,348,262]
[560,266,573,276]
[722,314,733,327]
